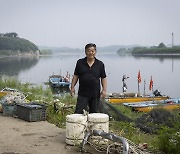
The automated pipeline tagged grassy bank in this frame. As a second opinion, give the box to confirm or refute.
[0,78,179,153]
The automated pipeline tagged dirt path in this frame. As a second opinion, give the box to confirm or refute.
[0,113,82,154]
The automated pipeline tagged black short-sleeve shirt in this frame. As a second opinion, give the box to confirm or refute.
[74,57,106,97]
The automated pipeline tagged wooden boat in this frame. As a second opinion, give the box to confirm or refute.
[106,96,169,104]
[49,75,70,88]
[123,98,180,112]
[106,92,169,104]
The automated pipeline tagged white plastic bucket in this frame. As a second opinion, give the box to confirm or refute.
[88,113,109,145]
[66,114,87,145]
[88,113,109,132]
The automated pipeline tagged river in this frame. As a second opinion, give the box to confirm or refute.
[0,52,180,98]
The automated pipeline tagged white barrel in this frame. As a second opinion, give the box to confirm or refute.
[88,113,109,145]
[66,114,87,145]
[88,113,109,132]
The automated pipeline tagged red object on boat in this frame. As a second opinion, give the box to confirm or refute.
[149,76,153,90]
[138,70,141,83]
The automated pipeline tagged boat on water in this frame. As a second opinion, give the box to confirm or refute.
[123,98,180,112]
[105,92,169,104]
[49,75,70,88]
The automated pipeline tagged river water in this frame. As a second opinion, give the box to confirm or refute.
[0,52,180,98]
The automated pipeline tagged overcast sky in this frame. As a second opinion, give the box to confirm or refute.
[1,0,180,48]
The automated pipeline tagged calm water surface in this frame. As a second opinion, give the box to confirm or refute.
[0,53,180,98]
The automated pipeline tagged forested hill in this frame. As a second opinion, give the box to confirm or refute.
[132,42,180,55]
[0,32,39,55]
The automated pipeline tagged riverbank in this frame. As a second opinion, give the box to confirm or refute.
[1,79,180,153]
[0,113,82,154]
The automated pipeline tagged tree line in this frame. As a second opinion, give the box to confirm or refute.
[132,42,180,55]
[0,32,39,55]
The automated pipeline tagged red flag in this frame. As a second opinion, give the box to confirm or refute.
[149,76,153,90]
[138,70,141,83]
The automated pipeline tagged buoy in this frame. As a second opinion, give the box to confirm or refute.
[88,113,109,145]
[66,114,87,145]
[88,113,109,132]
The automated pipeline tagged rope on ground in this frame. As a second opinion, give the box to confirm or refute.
[126,138,146,154]
[83,137,150,154]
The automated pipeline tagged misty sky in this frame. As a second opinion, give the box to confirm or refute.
[1,0,180,48]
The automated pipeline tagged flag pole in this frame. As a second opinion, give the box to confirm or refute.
[143,79,146,96]
[152,84,154,102]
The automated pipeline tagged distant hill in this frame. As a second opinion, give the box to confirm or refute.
[39,44,139,54]
[39,46,82,53]
[97,45,139,52]
[0,32,39,56]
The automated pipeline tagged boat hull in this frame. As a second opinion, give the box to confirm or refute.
[133,104,180,112]
[123,99,180,112]
[106,96,169,104]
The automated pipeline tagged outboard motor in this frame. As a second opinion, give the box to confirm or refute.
[153,89,162,96]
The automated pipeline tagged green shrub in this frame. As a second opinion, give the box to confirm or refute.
[156,112,180,154]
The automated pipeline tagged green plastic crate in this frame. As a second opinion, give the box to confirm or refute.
[2,103,15,116]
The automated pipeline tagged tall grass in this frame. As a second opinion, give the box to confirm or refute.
[0,77,54,102]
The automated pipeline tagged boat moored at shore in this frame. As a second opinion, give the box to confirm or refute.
[105,92,169,104]
[49,75,70,88]
[123,98,180,112]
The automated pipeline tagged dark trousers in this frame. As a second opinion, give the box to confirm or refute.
[74,95,100,114]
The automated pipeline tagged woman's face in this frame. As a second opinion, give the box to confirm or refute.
[85,46,96,59]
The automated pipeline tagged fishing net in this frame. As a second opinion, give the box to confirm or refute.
[99,101,177,134]
[99,100,133,122]
[135,108,175,134]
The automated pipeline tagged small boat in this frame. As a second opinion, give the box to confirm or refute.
[49,75,70,88]
[123,98,180,112]
[106,96,169,104]
[105,92,169,104]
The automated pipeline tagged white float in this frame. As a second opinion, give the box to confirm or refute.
[88,113,109,145]
[88,113,109,132]
[66,113,109,145]
[66,114,87,145]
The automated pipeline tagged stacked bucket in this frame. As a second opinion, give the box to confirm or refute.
[66,113,109,145]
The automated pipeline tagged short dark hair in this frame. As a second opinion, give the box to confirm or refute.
[85,43,96,51]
